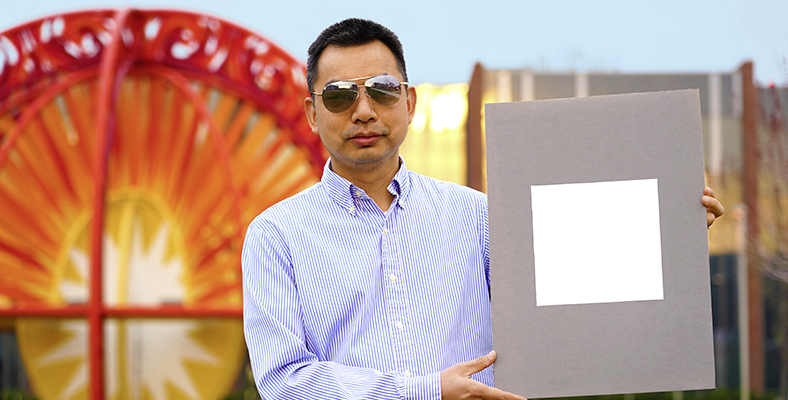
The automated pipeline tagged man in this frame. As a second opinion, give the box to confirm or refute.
[242,18,724,400]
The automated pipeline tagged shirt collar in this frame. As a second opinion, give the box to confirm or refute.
[322,158,411,214]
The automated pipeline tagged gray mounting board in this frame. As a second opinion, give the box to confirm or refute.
[485,89,715,398]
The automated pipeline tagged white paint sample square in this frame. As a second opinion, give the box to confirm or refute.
[531,178,663,307]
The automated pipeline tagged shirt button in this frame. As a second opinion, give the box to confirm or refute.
[354,190,362,197]
[389,274,396,282]
[349,206,355,213]
[404,370,412,378]
[396,322,404,330]
[383,227,388,235]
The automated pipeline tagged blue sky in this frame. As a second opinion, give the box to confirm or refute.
[1,0,786,85]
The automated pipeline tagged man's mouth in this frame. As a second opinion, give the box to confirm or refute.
[349,132,382,147]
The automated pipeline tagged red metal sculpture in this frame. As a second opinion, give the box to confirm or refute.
[0,8,327,400]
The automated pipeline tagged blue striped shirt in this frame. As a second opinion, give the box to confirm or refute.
[242,159,492,400]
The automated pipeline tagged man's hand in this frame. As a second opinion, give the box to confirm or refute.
[702,187,724,228]
[440,350,527,400]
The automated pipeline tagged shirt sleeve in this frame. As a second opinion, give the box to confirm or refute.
[242,219,442,400]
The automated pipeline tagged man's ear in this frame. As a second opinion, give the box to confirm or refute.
[406,85,417,125]
[305,96,319,135]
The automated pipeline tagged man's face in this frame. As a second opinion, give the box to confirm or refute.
[305,40,417,176]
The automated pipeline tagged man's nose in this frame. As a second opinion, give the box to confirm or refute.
[352,88,377,122]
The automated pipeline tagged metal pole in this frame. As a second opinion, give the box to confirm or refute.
[737,207,750,400]
[90,8,133,400]
[739,60,764,395]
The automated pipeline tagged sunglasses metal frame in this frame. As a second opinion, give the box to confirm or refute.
[311,75,409,113]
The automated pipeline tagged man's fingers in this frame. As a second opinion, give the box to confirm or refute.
[711,198,724,217]
[703,187,723,214]
[702,187,724,228]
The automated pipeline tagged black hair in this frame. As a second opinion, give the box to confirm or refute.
[306,18,408,93]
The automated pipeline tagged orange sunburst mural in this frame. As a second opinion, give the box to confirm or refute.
[0,9,326,400]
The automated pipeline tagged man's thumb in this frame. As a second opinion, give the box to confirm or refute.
[467,350,496,374]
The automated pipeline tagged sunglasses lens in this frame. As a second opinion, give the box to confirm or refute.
[321,82,359,113]
[366,75,402,106]
[317,76,404,113]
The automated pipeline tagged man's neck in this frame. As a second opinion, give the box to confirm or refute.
[332,159,399,212]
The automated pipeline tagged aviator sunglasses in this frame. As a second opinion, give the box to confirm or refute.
[311,75,409,113]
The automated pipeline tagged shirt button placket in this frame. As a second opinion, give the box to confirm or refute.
[383,212,408,373]
[393,206,415,375]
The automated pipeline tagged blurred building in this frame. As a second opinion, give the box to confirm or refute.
[400,82,469,185]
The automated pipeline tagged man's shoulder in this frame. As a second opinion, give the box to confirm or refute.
[249,182,327,227]
[408,171,487,203]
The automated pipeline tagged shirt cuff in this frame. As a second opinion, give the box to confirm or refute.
[403,371,441,400]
